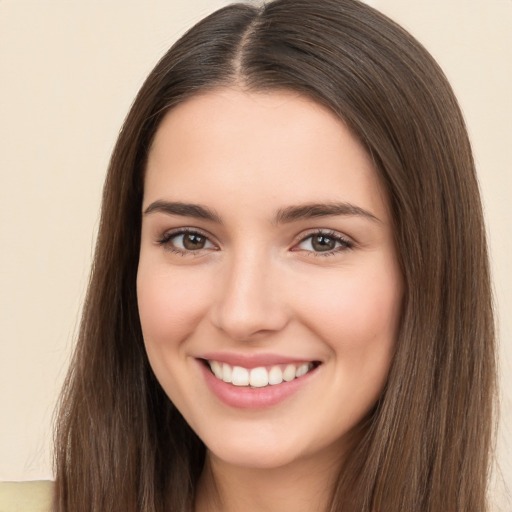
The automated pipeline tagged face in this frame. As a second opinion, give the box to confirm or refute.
[137,88,403,472]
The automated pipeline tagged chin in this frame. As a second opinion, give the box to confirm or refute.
[209,444,303,471]
[202,423,344,472]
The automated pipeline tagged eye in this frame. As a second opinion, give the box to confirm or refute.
[295,230,353,255]
[157,229,216,254]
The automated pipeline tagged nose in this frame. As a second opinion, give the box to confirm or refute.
[209,250,290,341]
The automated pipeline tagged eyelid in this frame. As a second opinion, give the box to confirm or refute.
[156,226,219,253]
[291,228,354,255]
[155,226,353,256]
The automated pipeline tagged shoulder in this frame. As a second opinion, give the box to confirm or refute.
[0,481,53,512]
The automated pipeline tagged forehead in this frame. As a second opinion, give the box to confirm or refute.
[144,88,389,222]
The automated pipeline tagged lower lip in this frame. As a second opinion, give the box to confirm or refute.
[198,361,317,409]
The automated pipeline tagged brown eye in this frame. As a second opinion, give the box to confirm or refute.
[311,235,336,252]
[182,233,207,250]
[159,230,215,253]
[296,231,353,255]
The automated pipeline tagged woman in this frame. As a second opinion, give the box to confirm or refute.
[51,0,496,510]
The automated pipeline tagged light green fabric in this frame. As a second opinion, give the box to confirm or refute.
[0,481,53,512]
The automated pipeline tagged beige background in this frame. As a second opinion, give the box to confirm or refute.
[1,0,510,506]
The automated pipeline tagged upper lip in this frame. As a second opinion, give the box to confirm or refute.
[198,352,319,369]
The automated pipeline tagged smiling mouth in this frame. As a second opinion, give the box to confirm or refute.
[203,360,320,388]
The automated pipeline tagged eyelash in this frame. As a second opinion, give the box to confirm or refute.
[157,227,216,256]
[295,229,354,257]
[156,228,354,257]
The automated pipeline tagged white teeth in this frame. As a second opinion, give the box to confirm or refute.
[208,360,315,388]
[268,365,283,385]
[210,360,223,379]
[222,363,232,383]
[282,364,296,382]
[249,367,269,388]
[231,366,249,386]
[296,363,309,377]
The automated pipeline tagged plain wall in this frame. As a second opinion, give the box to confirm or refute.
[1,0,510,506]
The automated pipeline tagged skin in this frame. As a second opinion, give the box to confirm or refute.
[137,88,403,512]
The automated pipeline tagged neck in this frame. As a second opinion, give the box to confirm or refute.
[194,449,343,512]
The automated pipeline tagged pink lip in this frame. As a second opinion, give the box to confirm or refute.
[199,352,315,369]
[197,359,319,409]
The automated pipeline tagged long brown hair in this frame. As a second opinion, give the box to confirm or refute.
[54,1,496,510]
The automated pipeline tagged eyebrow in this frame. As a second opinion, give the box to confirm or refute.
[143,200,379,224]
[274,202,380,224]
[143,200,222,223]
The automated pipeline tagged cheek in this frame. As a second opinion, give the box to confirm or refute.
[136,265,214,412]
[299,267,401,339]
[294,262,402,391]
[340,276,402,346]
[323,271,402,422]
[136,265,212,348]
